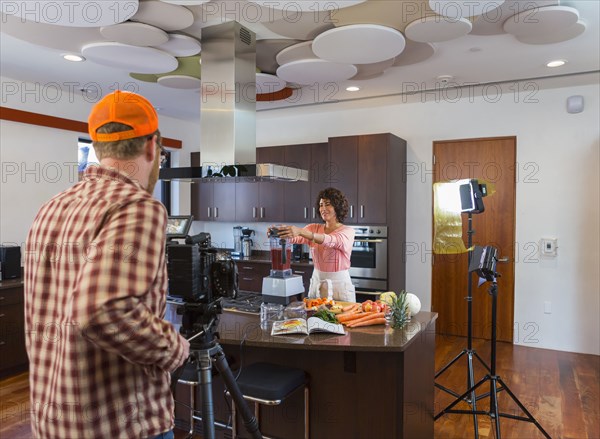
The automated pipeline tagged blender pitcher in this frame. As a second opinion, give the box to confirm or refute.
[268,227,292,277]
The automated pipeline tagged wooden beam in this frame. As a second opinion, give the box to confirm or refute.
[0,106,182,149]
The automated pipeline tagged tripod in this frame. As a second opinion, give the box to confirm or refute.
[435,278,552,439]
[178,306,262,439]
[434,213,491,436]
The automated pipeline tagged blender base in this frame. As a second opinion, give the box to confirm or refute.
[261,275,305,305]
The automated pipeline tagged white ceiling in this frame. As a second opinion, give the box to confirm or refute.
[1,0,598,121]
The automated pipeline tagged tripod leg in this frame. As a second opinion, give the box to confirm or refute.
[467,351,480,438]
[196,351,216,439]
[496,378,552,439]
[212,346,262,439]
[489,377,501,439]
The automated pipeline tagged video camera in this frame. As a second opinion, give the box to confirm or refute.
[468,245,498,282]
[167,232,238,304]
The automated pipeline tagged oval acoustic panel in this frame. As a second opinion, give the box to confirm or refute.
[429,0,505,19]
[277,59,357,85]
[313,24,406,65]
[82,42,178,74]
[155,34,201,57]
[503,5,580,37]
[157,75,201,89]
[130,0,194,31]
[100,22,169,47]
[248,1,366,12]
[405,15,472,43]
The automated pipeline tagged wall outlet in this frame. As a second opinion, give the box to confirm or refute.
[541,238,558,257]
[544,301,552,314]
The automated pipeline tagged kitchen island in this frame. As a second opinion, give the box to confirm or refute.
[176,309,437,439]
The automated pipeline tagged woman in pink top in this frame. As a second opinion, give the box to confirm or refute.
[276,187,356,302]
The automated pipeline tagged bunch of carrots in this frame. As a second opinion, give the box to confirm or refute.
[336,303,387,328]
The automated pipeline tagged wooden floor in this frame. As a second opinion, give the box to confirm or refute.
[1,335,598,438]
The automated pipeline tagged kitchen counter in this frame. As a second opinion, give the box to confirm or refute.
[177,309,437,438]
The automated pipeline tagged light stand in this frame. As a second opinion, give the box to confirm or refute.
[434,212,491,436]
[435,276,552,439]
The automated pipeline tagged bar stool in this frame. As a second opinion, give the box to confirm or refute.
[231,362,309,439]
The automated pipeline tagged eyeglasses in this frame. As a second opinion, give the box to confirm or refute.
[155,135,167,166]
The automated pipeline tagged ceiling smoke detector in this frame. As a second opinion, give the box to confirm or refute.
[436,75,454,86]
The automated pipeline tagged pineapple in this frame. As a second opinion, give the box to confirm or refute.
[389,290,410,329]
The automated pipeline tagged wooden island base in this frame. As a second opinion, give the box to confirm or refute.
[175,311,437,439]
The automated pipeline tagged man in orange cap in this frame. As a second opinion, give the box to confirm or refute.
[24,90,189,439]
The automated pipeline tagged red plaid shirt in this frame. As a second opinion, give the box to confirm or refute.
[24,166,188,438]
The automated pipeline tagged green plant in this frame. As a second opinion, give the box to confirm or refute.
[389,290,409,329]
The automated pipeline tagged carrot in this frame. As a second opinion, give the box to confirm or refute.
[338,312,373,323]
[348,318,387,327]
[336,307,361,319]
[346,312,385,327]
[342,303,360,312]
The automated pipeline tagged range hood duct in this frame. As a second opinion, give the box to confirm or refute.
[160,21,308,182]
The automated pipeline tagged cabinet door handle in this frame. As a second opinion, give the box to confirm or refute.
[294,270,305,274]
[214,207,219,218]
[360,205,365,218]
[304,207,308,219]
[260,207,265,218]
[253,207,257,218]
[312,207,316,219]
[0,296,4,301]
[350,205,354,218]
[0,313,5,318]
[243,267,254,271]
[0,341,5,346]
[242,277,254,281]
[207,207,211,218]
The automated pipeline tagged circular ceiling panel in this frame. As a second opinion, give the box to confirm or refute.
[276,41,315,65]
[248,1,366,12]
[100,22,169,47]
[0,0,138,27]
[130,0,194,31]
[155,34,201,57]
[256,73,287,94]
[503,5,580,37]
[261,9,334,40]
[276,59,357,85]
[313,24,406,64]
[392,40,436,67]
[159,0,211,5]
[257,39,303,74]
[82,42,178,74]
[516,19,586,44]
[405,16,472,43]
[429,0,505,19]
[158,75,201,89]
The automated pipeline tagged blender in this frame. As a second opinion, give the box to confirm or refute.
[261,227,304,305]
[232,226,243,258]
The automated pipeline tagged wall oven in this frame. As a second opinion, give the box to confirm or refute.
[349,226,388,293]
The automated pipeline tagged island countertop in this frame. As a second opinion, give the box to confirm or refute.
[216,309,437,352]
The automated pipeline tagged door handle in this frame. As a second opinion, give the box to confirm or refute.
[260,207,265,218]
[207,207,211,218]
[360,205,364,218]
[350,205,354,218]
[252,207,257,218]
[304,207,308,219]
[497,257,510,263]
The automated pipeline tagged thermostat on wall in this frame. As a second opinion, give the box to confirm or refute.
[541,238,558,257]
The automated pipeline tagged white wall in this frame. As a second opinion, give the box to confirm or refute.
[2,76,598,355]
[250,77,600,355]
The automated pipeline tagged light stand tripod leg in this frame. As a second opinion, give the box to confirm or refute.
[211,345,262,439]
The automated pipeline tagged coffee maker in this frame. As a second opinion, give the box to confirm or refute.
[261,227,304,305]
[232,226,243,258]
[241,227,255,258]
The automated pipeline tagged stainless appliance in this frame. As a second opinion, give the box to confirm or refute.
[349,226,388,293]
[232,226,243,258]
[241,227,255,258]
[262,227,304,305]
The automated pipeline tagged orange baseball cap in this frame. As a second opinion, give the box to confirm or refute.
[88,90,159,142]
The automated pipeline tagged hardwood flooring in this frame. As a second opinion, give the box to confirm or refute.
[1,335,598,438]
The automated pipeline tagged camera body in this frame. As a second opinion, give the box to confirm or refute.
[469,245,498,281]
[167,233,238,303]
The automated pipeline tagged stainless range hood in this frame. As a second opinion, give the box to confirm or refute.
[159,21,308,182]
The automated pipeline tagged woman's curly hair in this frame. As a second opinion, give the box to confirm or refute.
[315,187,349,223]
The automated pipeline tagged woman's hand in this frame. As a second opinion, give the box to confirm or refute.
[277,225,301,239]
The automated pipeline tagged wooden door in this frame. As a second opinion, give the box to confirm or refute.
[432,137,516,342]
[328,136,358,223]
[357,134,388,224]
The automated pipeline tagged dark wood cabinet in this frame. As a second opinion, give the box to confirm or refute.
[235,177,284,223]
[290,263,312,293]
[329,133,403,225]
[0,283,28,377]
[236,261,270,293]
[190,152,236,222]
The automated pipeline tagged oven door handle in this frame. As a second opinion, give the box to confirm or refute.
[354,239,385,243]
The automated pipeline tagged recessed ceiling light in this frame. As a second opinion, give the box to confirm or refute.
[63,54,85,62]
[546,59,566,68]
[346,86,360,92]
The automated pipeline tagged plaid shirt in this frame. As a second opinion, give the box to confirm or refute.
[24,166,188,438]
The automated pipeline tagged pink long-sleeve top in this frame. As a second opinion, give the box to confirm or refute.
[291,223,355,272]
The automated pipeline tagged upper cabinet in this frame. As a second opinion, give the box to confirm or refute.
[328,133,405,225]
[190,152,236,222]
[235,177,284,223]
